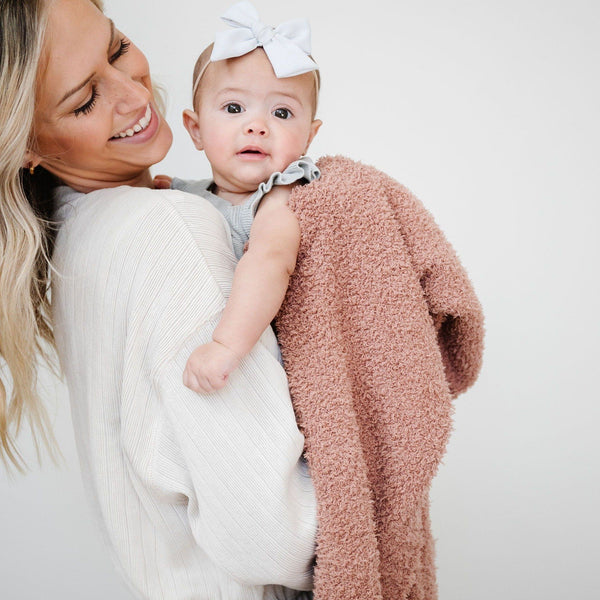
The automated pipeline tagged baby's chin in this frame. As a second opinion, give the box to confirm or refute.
[236,160,290,183]
[235,176,273,191]
[217,167,283,194]
[231,180,264,193]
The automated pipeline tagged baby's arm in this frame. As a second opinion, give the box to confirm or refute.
[183,187,300,393]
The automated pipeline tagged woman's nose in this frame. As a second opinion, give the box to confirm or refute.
[107,68,151,115]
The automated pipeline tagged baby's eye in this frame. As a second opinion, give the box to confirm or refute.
[225,103,243,114]
[273,108,292,119]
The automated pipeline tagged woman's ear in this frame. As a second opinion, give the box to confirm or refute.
[304,119,322,153]
[182,109,204,151]
[22,150,41,171]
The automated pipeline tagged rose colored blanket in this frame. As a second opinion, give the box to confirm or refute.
[275,156,484,600]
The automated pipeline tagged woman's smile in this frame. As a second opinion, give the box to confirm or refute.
[111,103,151,139]
[109,103,162,144]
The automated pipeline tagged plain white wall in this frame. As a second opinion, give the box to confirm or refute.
[1,0,598,598]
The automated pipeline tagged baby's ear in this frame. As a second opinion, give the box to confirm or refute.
[305,119,322,153]
[182,109,204,151]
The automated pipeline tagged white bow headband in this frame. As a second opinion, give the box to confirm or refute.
[193,1,319,98]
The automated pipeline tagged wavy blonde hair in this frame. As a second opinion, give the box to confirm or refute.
[0,0,104,471]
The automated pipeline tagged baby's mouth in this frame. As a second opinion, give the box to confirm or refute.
[111,104,152,139]
[238,145,267,156]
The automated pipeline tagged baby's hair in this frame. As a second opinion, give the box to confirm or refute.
[191,42,215,107]
[191,44,321,119]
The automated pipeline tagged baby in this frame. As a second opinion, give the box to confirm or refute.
[173,1,322,393]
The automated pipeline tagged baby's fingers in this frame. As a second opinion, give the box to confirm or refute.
[207,372,228,391]
[183,367,211,394]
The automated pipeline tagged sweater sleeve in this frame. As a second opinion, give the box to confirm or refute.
[125,191,317,587]
[54,186,317,591]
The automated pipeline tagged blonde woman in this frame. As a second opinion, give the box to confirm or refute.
[0,0,316,598]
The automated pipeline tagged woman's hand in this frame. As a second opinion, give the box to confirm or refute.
[153,174,172,189]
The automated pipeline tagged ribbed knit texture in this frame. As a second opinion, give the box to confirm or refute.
[51,186,318,600]
[275,156,485,600]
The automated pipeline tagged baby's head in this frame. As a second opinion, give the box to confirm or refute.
[191,42,321,120]
[182,3,322,196]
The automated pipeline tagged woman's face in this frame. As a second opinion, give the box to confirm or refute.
[32,0,172,191]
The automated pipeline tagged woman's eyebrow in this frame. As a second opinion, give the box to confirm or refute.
[57,19,116,106]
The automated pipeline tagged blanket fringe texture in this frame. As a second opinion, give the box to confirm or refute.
[275,156,484,600]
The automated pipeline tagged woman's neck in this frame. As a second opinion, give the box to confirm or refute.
[61,169,154,194]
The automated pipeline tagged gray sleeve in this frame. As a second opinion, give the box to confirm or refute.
[248,156,321,218]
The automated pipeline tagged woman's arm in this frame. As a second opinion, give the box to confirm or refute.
[53,187,316,592]
[135,191,314,586]
[156,326,316,587]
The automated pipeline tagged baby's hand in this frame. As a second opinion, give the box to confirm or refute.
[183,341,240,393]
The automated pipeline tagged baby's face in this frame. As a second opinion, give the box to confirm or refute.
[187,49,321,195]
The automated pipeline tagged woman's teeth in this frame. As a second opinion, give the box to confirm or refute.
[112,105,152,139]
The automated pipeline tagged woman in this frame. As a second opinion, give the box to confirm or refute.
[0,0,317,598]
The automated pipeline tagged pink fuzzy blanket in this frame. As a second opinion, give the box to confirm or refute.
[275,156,484,600]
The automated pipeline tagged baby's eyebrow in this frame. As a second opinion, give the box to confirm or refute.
[215,87,303,104]
[269,90,304,105]
[215,87,246,96]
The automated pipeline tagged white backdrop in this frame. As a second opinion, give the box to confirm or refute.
[1,0,599,598]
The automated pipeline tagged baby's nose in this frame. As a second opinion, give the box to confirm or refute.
[245,121,268,136]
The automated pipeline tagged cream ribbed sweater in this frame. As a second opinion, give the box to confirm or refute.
[51,185,317,600]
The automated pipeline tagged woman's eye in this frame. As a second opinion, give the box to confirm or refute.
[225,103,243,114]
[273,108,292,119]
[74,87,99,117]
[109,38,131,64]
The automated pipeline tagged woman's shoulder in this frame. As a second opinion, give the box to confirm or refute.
[57,185,217,228]
[58,185,224,242]
[54,185,232,275]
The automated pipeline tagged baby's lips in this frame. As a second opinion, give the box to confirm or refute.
[237,145,267,156]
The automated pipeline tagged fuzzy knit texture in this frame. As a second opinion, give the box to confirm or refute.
[275,155,485,600]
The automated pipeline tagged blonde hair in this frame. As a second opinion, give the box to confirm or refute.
[0,0,104,471]
[191,45,321,119]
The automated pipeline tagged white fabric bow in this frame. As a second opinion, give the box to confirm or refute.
[210,1,318,78]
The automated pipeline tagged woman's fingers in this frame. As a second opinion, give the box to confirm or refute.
[152,174,172,189]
